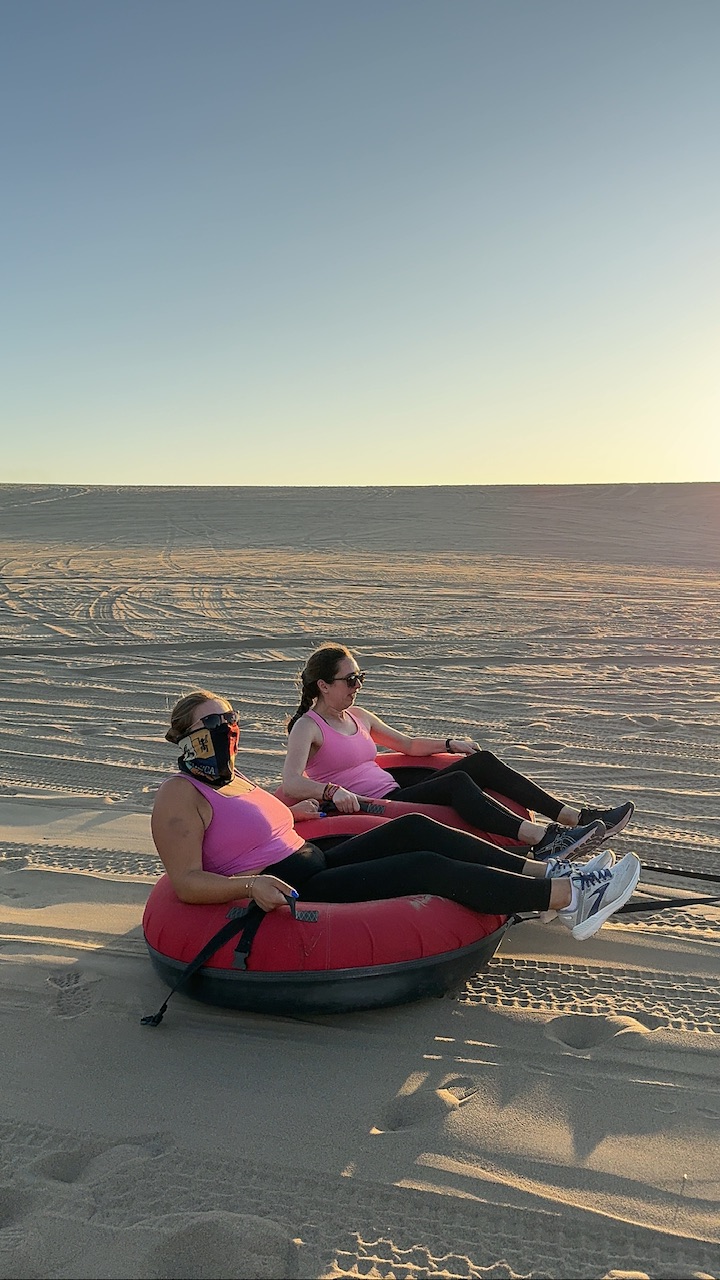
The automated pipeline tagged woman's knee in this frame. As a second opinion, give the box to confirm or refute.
[404,849,448,880]
[392,814,441,843]
[446,772,478,800]
[461,749,499,782]
[473,750,498,769]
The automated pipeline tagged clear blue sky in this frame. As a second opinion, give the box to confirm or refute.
[2,0,718,485]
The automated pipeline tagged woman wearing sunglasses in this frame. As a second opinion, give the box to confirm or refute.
[283,643,634,861]
[150,689,641,942]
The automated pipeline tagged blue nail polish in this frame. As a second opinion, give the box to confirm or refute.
[291,889,299,899]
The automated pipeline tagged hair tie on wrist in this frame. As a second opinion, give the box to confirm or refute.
[445,737,453,752]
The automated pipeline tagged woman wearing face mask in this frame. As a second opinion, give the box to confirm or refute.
[150,690,641,942]
[282,643,635,862]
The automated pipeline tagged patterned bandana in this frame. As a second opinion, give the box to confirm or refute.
[177,721,240,787]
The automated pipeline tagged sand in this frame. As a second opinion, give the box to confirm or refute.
[0,481,718,1280]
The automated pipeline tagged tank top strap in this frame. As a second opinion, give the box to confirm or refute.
[305,708,327,734]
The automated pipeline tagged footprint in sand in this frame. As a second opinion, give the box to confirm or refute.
[626,714,664,730]
[438,1075,479,1104]
[145,1211,301,1280]
[0,1185,44,1232]
[46,968,98,1018]
[30,1145,100,1185]
[544,1012,661,1051]
[372,1075,478,1133]
[31,1138,166,1186]
[0,1187,49,1280]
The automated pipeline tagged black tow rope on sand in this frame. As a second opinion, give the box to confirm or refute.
[615,861,720,918]
[141,894,319,1027]
[617,893,720,916]
[639,861,720,886]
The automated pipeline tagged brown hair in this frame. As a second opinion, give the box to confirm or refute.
[286,643,353,734]
[165,690,231,744]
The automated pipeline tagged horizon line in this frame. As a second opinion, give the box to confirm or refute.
[1,479,718,492]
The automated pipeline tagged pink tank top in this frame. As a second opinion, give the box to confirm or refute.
[172,773,304,875]
[304,709,399,799]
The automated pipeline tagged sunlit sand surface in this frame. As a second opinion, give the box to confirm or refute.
[0,483,718,1279]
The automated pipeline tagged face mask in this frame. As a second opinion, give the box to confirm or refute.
[177,720,240,787]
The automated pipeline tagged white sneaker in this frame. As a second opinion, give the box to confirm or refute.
[558,853,641,941]
[544,848,615,879]
[538,849,616,922]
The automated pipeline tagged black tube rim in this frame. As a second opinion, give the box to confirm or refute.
[144,920,511,986]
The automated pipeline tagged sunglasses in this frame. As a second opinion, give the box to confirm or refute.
[191,710,238,731]
[333,672,366,688]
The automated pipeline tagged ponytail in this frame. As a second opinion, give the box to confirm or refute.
[287,688,314,734]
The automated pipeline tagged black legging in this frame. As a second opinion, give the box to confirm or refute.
[263,814,552,915]
[383,750,566,839]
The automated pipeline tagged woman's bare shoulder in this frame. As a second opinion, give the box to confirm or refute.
[152,774,199,812]
[289,713,322,742]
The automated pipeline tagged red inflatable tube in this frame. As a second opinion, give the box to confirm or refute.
[142,872,512,1016]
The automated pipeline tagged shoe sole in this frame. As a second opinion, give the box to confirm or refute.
[600,804,635,843]
[571,858,641,941]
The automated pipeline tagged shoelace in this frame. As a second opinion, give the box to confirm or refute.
[546,858,573,878]
[571,866,612,889]
[544,826,587,857]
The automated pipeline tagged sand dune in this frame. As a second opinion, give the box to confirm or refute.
[0,483,718,1279]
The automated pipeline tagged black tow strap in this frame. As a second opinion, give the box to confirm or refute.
[141,894,320,1027]
[618,892,720,916]
[640,862,720,886]
[141,901,265,1027]
[616,861,720,916]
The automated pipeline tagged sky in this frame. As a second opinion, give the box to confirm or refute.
[2,0,719,486]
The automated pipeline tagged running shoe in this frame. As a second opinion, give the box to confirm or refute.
[544,848,615,879]
[532,819,606,863]
[557,853,641,941]
[577,801,635,841]
[539,849,615,919]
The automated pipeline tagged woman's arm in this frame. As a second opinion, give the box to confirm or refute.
[282,718,324,799]
[355,708,479,756]
[283,718,360,813]
[150,779,295,909]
